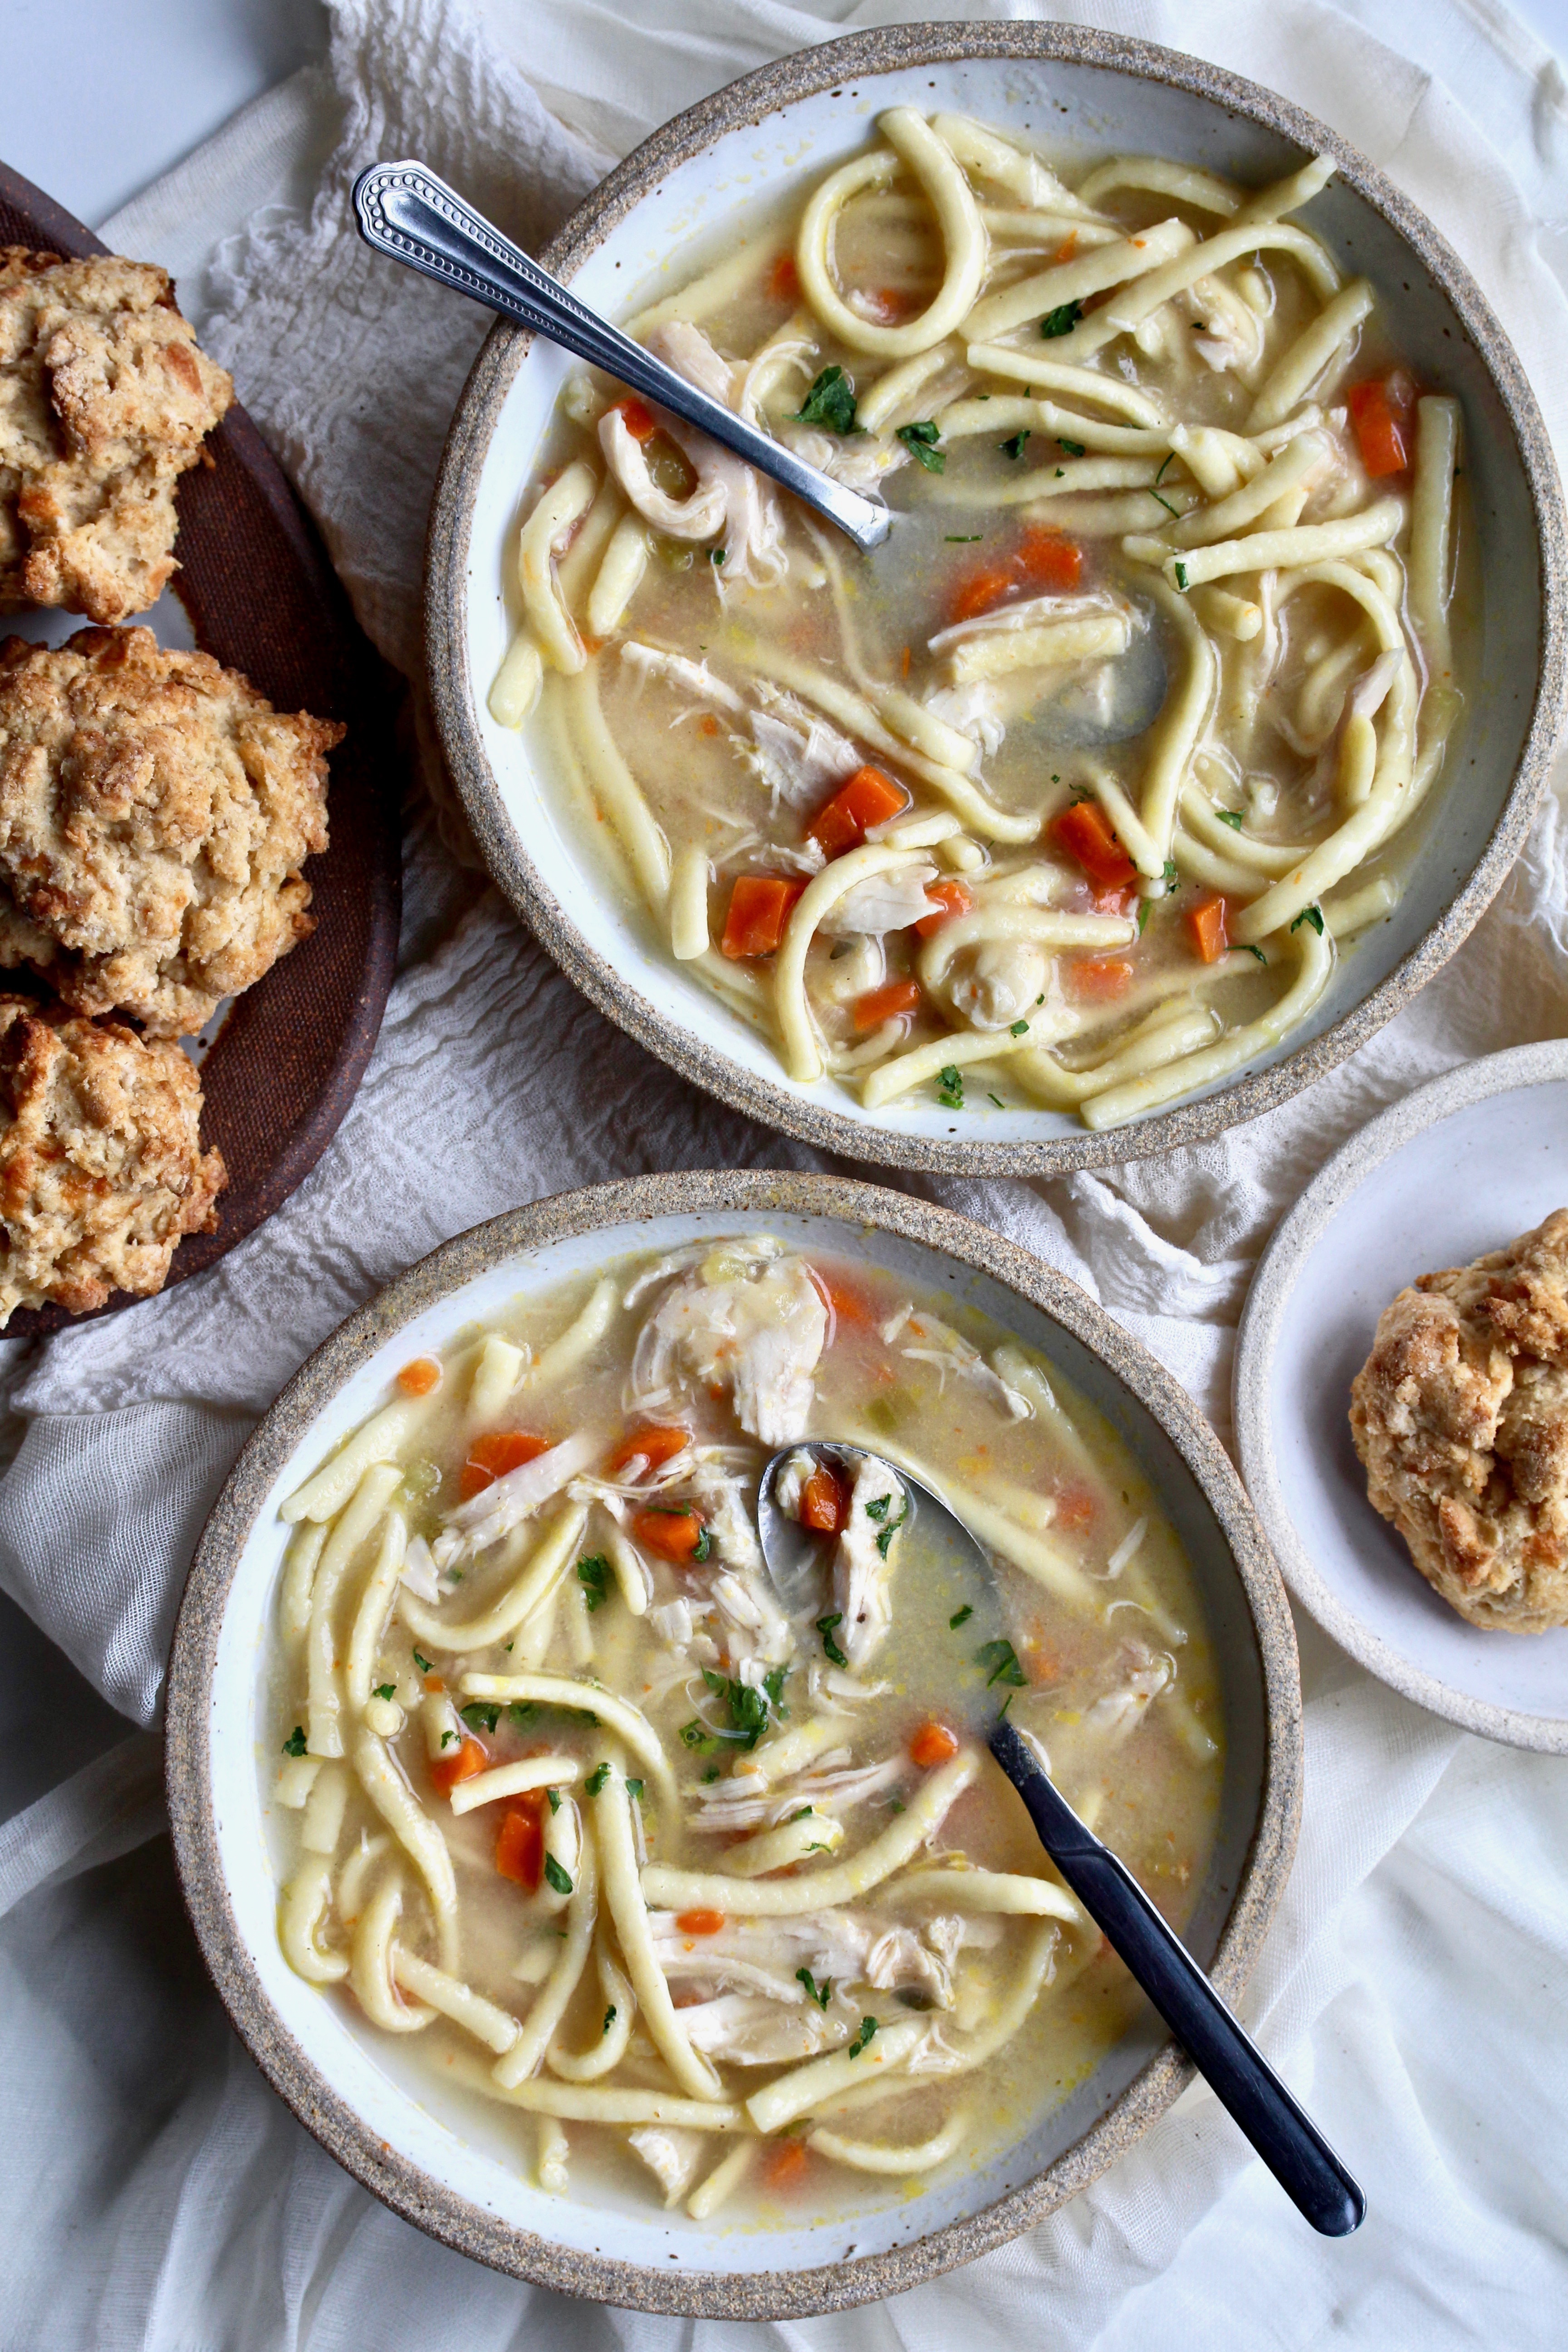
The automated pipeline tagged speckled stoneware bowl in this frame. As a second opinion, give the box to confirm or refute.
[165,1171,1300,2318]
[427,23,1565,1179]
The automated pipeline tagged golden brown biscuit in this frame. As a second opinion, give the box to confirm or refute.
[0,993,225,1323]
[0,248,233,622]
[1349,1209,1568,1631]
[0,625,339,1034]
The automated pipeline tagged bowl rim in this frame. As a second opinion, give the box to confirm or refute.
[165,1168,1303,2317]
[426,18,1568,1180]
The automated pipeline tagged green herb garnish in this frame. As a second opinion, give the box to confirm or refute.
[1240,942,1268,964]
[626,1778,645,1803]
[1138,897,1152,935]
[576,1553,611,1612]
[817,1611,848,1668]
[372,1684,396,1703]
[1058,436,1086,457]
[1292,903,1325,936]
[1149,489,1179,518]
[897,419,945,472]
[547,1786,562,1813]
[950,1603,974,1629]
[1163,858,1179,889]
[702,1764,721,1784]
[709,546,725,564]
[793,364,860,434]
[976,1637,1027,1689]
[988,1093,1005,1108]
[460,1701,500,1735]
[936,1063,964,1110]
[440,1729,457,1749]
[507,1700,537,1729]
[1174,559,1190,591]
[585,1760,611,1795]
[1009,1018,1030,1037]
[1154,451,1174,485]
[412,1649,433,1675]
[848,2015,880,2058]
[1000,429,1031,460]
[602,2005,617,2036]
[544,1854,573,1897]
[1216,809,1245,830]
[798,1966,833,2011]
[283,1725,308,1758]
[945,533,983,542]
[1041,300,1083,339]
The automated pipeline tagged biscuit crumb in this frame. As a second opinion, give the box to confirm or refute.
[0,626,338,1034]
[0,249,233,622]
[0,994,225,1323]
[1349,1209,1568,1631]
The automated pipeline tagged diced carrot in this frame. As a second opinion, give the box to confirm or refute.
[1054,233,1079,264]
[608,1424,691,1477]
[720,874,806,960]
[618,395,657,442]
[1346,377,1410,478]
[495,1794,545,1889]
[819,1273,874,1327]
[632,1506,708,1563]
[853,977,921,1032]
[1186,892,1229,963]
[910,1720,959,1768]
[460,1429,549,1502]
[949,564,1014,625]
[1069,954,1135,1001]
[768,251,801,304]
[676,1909,726,1936]
[396,1357,442,1396]
[1054,1478,1099,1528]
[1093,883,1137,918]
[431,1735,488,1796]
[1017,524,1083,594]
[800,1463,851,1535]
[914,878,973,937]
[1050,800,1138,890]
[805,765,909,858]
[699,712,720,737]
[763,2138,812,2190]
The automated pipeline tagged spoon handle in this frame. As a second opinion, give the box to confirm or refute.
[990,1720,1365,2237]
[350,159,892,554]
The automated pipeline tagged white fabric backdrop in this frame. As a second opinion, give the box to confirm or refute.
[2,1,1567,2341]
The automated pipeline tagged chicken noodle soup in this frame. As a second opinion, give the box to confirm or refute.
[492,113,1469,1129]
[268,1239,1222,2220]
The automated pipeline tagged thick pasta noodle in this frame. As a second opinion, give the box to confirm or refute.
[489,111,1470,1127]
[266,1238,1222,2221]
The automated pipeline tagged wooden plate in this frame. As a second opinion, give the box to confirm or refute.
[0,162,402,1333]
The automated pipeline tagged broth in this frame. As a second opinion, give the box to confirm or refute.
[266,1238,1222,2224]
[493,112,1473,1129]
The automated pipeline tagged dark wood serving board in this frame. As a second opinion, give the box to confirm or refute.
[0,162,402,1334]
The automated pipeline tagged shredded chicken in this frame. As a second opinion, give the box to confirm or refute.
[893,1311,1032,1420]
[924,680,1007,759]
[819,864,939,940]
[629,1240,827,1448]
[399,1535,440,1605]
[947,941,1052,1031]
[740,687,862,815]
[690,1750,906,1832]
[627,2126,708,2204]
[650,1906,957,2009]
[646,323,788,588]
[620,641,745,713]
[832,1456,907,1671]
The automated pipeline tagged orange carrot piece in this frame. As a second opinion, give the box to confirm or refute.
[1069,954,1135,1002]
[768,251,801,304]
[460,1430,549,1502]
[1050,800,1137,890]
[1346,377,1414,478]
[495,1794,545,1889]
[853,977,921,1032]
[763,2139,812,2190]
[950,526,1081,624]
[631,1507,708,1563]
[608,1425,691,1478]
[800,1463,850,1535]
[618,395,657,442]
[805,765,909,858]
[396,1357,442,1396]
[1186,892,1229,963]
[914,878,973,937]
[909,1720,959,1768]
[676,1909,726,1936]
[720,874,806,960]
[431,1735,488,1796]
[1054,1479,1098,1528]
[819,1272,874,1327]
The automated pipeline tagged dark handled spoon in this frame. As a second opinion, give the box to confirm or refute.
[758,1439,1365,2238]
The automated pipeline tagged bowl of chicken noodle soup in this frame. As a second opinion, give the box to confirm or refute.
[430,23,1564,1174]
[166,1172,1299,2315]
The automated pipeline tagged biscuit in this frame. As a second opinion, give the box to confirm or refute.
[0,248,233,623]
[1349,1209,1568,1631]
[0,993,225,1323]
[0,625,338,1034]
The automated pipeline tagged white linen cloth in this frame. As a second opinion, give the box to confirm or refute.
[2,0,1566,2340]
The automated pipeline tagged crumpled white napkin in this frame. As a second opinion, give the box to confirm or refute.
[1,0,1566,2342]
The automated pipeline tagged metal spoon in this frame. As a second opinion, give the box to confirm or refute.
[759,1440,1366,2239]
[351,160,1168,749]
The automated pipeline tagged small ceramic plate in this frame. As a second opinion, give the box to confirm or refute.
[1233,1041,1568,1751]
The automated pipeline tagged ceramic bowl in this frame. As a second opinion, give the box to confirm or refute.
[165,1170,1300,2317]
[427,22,1566,1178]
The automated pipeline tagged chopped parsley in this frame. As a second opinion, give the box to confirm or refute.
[702,1764,721,1784]
[602,2005,617,2037]
[897,419,945,472]
[709,546,725,564]
[1137,897,1152,935]
[816,1611,848,1668]
[865,1495,909,1559]
[585,1761,611,1795]
[1174,559,1190,591]
[576,1553,611,1612]
[945,533,982,542]
[544,1854,573,1897]
[440,1729,457,1749]
[1009,1017,1030,1037]
[507,1700,537,1729]
[372,1684,396,1703]
[847,2015,879,2058]
[865,1494,893,1521]
[797,1966,832,2011]
[282,1726,308,1758]
[936,1063,964,1109]
[988,1093,1005,1109]
[949,1603,974,1629]
[789,1805,815,1822]
[681,1668,789,1755]
[547,1787,562,1813]
[460,1701,500,1735]
[1292,903,1326,936]
[793,363,860,434]
[1240,942,1269,964]
[1041,300,1083,339]
[976,1637,1027,1689]
[412,1649,433,1676]
[1000,429,1031,460]
[1163,859,1179,890]
[626,1778,645,1804]
[887,1795,906,1814]
[1058,436,1086,457]
[1054,466,1064,477]
[1216,809,1245,830]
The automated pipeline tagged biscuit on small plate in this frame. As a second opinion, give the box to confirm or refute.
[0,249,233,623]
[0,992,225,1323]
[0,625,340,1034]
[1350,1209,1568,1631]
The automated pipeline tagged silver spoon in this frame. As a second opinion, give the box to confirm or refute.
[759,1439,1366,2239]
[351,160,1167,748]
